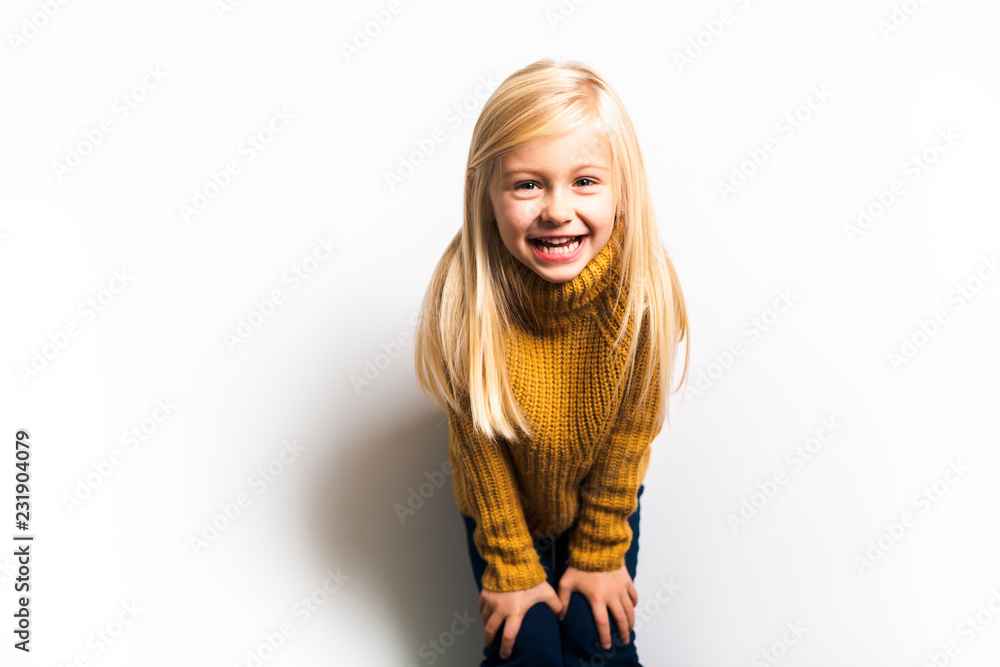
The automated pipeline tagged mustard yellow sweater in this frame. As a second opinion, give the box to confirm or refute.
[448,225,662,593]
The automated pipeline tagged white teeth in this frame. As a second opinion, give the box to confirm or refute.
[534,236,581,254]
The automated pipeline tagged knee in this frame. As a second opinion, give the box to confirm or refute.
[558,592,600,649]
[488,602,561,665]
[559,592,639,665]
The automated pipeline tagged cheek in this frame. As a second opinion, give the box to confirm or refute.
[582,198,616,223]
[500,199,536,228]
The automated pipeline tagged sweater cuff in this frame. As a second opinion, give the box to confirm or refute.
[565,487,637,572]
[481,557,549,593]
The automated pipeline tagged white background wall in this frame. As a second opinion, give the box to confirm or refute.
[1,0,998,665]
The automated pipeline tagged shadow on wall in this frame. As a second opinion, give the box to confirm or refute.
[305,396,484,665]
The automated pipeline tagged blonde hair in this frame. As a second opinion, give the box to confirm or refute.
[414,58,689,444]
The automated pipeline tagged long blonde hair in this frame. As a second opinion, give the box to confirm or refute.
[414,58,689,444]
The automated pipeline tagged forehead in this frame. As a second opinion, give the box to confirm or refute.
[499,126,612,174]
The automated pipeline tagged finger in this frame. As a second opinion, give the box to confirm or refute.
[589,599,612,651]
[483,613,500,648]
[557,581,572,620]
[481,604,493,628]
[621,591,635,633]
[546,587,565,620]
[501,615,523,660]
[610,599,630,645]
[628,580,639,607]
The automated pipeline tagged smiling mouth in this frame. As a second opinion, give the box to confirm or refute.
[531,235,584,254]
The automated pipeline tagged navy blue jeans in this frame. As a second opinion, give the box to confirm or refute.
[462,485,644,666]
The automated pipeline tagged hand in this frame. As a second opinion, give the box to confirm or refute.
[557,564,638,651]
[479,580,563,660]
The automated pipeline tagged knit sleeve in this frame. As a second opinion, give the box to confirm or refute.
[567,315,662,573]
[448,406,549,593]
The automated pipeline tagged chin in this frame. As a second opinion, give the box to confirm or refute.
[532,261,585,283]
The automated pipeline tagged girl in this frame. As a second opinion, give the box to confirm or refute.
[414,59,689,665]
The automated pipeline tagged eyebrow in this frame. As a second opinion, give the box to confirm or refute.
[502,163,610,177]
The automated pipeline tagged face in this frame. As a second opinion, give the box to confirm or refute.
[487,124,617,284]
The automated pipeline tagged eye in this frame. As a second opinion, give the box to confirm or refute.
[514,182,539,191]
[576,177,597,187]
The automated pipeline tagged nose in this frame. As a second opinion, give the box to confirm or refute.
[538,185,573,226]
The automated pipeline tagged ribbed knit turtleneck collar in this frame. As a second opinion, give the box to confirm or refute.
[508,222,624,325]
